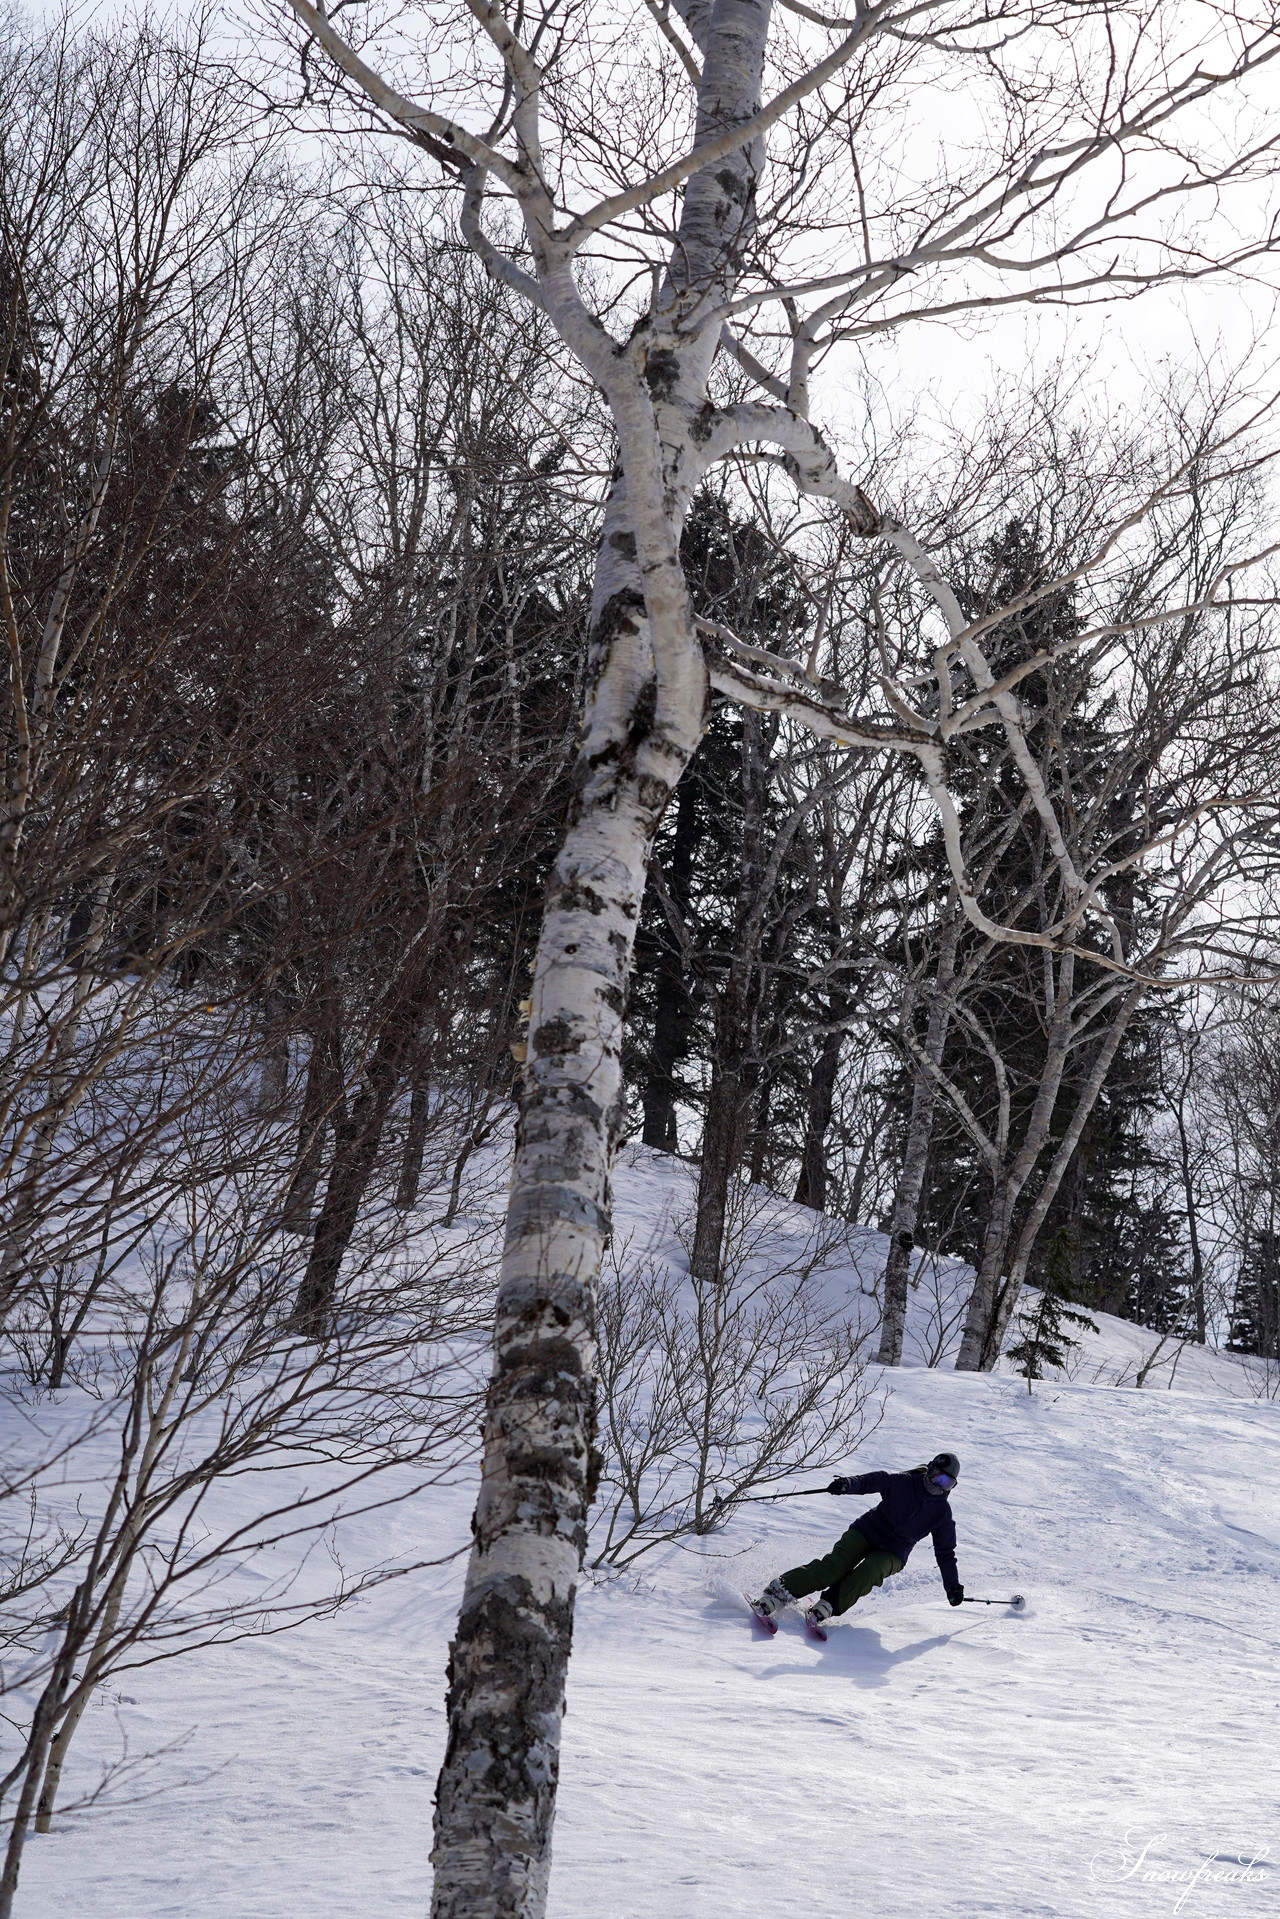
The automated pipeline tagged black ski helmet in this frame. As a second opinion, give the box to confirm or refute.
[923,1452,959,1493]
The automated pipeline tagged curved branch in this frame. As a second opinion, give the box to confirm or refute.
[461,170,546,309]
[285,0,525,191]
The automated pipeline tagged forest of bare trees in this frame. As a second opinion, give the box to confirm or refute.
[2,1,1280,1914]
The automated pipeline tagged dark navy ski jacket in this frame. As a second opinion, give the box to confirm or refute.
[840,1470,959,1589]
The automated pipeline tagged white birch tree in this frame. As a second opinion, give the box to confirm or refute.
[280,1,1280,1909]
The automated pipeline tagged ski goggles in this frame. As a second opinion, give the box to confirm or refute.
[927,1470,956,1490]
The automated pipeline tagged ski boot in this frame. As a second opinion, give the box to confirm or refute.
[804,1597,835,1642]
[746,1577,793,1635]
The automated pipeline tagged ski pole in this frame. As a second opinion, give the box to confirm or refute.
[711,1487,833,1508]
[961,1594,1026,1610]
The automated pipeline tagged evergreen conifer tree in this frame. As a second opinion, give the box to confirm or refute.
[1004,1227,1100,1386]
[1227,1231,1280,1361]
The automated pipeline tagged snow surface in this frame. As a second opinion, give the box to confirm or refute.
[15,1145,1280,1919]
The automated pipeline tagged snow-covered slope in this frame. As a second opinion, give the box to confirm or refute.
[17,1150,1280,1919]
[608,1142,1261,1397]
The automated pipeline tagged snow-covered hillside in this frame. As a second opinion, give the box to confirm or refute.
[17,1148,1279,1919]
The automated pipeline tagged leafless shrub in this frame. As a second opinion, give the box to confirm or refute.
[0,1149,488,1895]
[902,1250,971,1371]
[591,1184,879,1568]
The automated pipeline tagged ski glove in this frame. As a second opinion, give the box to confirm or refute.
[827,1477,856,1495]
[946,1585,965,1607]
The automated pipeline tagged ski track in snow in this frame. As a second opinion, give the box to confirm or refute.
[16,1146,1280,1919]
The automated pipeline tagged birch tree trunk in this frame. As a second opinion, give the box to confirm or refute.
[427,397,716,1915]
[429,569,704,1915]
[428,4,773,1899]
[954,955,1076,1372]
[985,985,1146,1357]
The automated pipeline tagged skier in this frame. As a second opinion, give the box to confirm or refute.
[749,1452,964,1634]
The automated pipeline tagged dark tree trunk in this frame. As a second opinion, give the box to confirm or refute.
[640,956,689,1151]
[255,992,291,1115]
[793,913,870,1212]
[878,918,958,1365]
[439,1102,501,1227]
[793,1019,843,1211]
[292,1033,401,1337]
[746,1062,772,1186]
[640,769,702,1150]
[396,1079,431,1210]
[1172,1100,1207,1343]
[0,1584,85,1919]
[690,713,768,1281]
[281,1026,342,1234]
[689,975,756,1282]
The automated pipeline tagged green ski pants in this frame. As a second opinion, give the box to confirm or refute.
[780,1527,903,1616]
